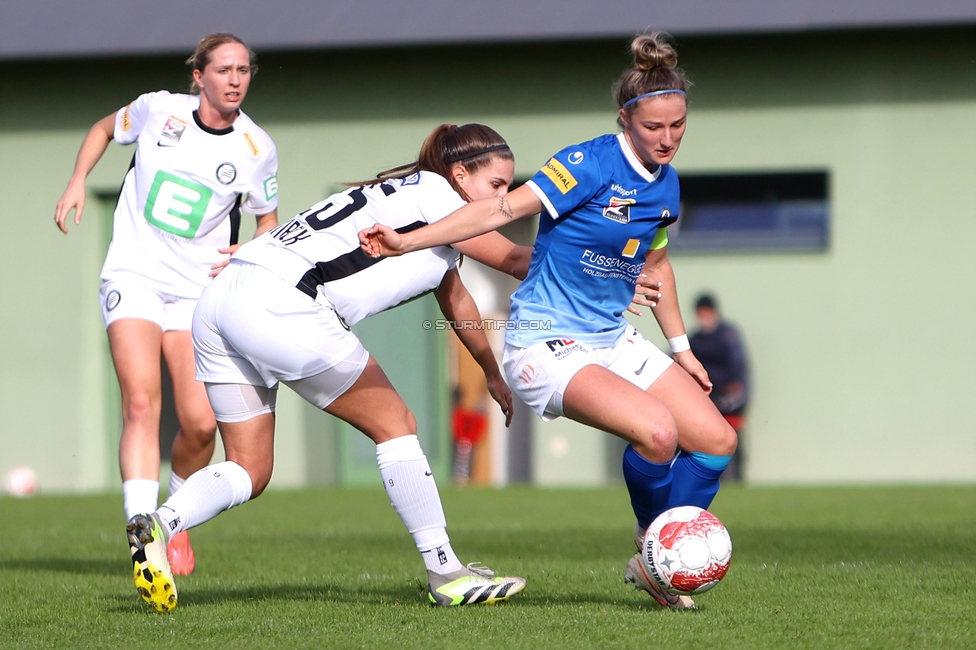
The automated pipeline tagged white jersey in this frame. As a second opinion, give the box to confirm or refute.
[234,171,464,326]
[101,91,279,298]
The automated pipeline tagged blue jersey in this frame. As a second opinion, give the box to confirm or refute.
[508,133,680,348]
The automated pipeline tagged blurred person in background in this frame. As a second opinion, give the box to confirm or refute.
[690,293,749,481]
[54,33,279,576]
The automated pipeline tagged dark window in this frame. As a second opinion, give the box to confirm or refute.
[670,172,829,253]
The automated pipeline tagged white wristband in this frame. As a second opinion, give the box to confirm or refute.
[667,334,690,354]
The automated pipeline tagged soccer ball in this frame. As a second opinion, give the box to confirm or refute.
[3,466,39,498]
[640,506,732,595]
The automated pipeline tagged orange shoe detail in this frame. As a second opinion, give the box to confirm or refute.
[167,530,196,576]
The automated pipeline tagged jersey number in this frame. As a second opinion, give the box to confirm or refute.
[301,182,396,232]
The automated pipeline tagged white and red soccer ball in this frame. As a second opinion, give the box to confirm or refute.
[640,506,732,595]
[3,466,39,498]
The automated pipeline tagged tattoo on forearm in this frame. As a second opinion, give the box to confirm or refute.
[498,197,515,220]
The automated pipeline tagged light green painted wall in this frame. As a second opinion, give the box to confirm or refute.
[0,132,116,491]
[2,28,974,492]
[660,100,976,484]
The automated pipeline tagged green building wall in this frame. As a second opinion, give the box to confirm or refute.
[2,27,974,492]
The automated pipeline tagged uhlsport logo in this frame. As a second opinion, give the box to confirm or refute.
[568,151,584,164]
[611,183,637,196]
[540,158,577,194]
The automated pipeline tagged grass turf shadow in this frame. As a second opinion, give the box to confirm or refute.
[0,557,122,577]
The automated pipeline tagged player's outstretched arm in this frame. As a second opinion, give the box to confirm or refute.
[454,231,533,280]
[54,113,116,234]
[434,268,513,427]
[642,246,712,394]
[360,184,542,258]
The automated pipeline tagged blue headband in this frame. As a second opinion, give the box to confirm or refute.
[622,89,686,109]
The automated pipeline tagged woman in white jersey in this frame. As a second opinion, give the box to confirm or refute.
[124,124,531,612]
[362,34,737,610]
[54,34,279,577]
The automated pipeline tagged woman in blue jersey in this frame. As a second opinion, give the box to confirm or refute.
[124,124,529,612]
[361,32,737,610]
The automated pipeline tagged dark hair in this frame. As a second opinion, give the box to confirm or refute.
[351,124,513,202]
[186,33,257,94]
[613,32,690,127]
[695,293,718,311]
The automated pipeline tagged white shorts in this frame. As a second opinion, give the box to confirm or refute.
[99,280,197,331]
[204,345,369,420]
[503,324,673,421]
[192,260,365,390]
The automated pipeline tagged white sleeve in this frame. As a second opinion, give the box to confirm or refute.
[415,176,466,225]
[113,92,158,145]
[243,141,279,215]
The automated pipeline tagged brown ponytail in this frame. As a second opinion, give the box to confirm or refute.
[351,124,513,202]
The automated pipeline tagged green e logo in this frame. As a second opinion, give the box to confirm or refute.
[264,175,278,200]
[144,171,213,237]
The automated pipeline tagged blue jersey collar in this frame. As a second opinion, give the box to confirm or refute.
[616,133,662,183]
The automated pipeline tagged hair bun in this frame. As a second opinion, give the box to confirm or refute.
[613,31,689,119]
[632,32,678,71]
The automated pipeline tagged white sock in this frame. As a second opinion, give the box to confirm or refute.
[122,479,159,521]
[421,541,464,575]
[168,472,186,498]
[376,435,463,575]
[156,461,252,539]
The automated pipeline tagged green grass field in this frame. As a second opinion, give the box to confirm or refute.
[1,484,974,649]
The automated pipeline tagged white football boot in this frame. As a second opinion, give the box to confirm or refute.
[427,563,526,606]
[626,527,696,610]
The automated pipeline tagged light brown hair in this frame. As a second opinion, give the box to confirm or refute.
[613,32,690,127]
[185,33,257,94]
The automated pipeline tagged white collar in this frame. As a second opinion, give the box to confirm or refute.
[617,133,661,183]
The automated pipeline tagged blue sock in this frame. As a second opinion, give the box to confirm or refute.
[665,451,732,511]
[622,445,673,531]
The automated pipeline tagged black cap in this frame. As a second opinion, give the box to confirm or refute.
[695,293,717,310]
